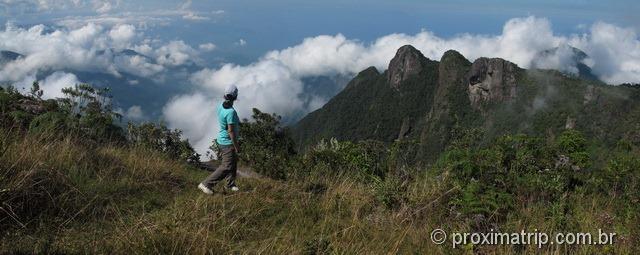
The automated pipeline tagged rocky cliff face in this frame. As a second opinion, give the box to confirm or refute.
[292,45,439,149]
[467,58,519,108]
[292,45,639,164]
[387,45,429,90]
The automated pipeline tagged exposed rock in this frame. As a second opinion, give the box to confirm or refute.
[17,99,47,115]
[387,45,428,90]
[565,116,576,129]
[555,154,582,171]
[397,117,412,140]
[555,155,571,169]
[467,58,519,108]
[583,85,598,105]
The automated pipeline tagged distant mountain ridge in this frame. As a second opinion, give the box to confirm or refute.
[292,45,640,163]
[531,45,599,81]
[0,48,198,121]
[0,50,23,67]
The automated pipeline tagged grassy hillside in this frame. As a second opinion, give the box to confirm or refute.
[2,126,638,254]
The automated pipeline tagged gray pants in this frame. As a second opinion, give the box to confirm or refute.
[202,144,237,188]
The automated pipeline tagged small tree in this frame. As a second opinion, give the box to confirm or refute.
[128,122,200,164]
[59,84,124,142]
[29,81,43,99]
[235,108,296,179]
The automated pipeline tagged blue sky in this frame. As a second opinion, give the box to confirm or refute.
[2,0,638,65]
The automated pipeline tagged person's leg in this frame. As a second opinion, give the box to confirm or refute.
[201,145,234,188]
[226,149,238,188]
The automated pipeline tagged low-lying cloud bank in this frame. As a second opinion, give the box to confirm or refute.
[164,16,640,155]
[0,22,206,98]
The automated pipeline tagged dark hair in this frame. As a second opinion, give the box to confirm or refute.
[222,93,236,109]
[224,93,237,101]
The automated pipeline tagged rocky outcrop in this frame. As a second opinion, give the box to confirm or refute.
[565,116,576,129]
[397,117,412,140]
[387,45,428,90]
[467,57,519,108]
[583,85,598,105]
[16,98,47,115]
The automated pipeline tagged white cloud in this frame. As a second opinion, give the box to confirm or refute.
[163,16,640,156]
[93,0,118,13]
[155,40,198,66]
[531,44,587,75]
[198,43,216,52]
[55,13,171,29]
[569,22,640,84]
[179,0,192,10]
[237,39,247,46]
[163,93,218,153]
[176,0,222,22]
[114,55,164,77]
[0,23,115,81]
[39,71,80,99]
[182,12,209,21]
[125,105,144,120]
[0,23,199,83]
[0,0,121,14]
[109,24,136,47]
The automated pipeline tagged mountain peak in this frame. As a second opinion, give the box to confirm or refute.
[468,57,520,107]
[0,50,23,67]
[440,50,467,63]
[387,45,429,89]
[1,50,22,60]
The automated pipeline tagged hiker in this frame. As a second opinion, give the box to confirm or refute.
[198,85,241,194]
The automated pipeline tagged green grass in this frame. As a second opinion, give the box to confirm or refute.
[1,130,637,254]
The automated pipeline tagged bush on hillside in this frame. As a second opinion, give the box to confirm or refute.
[231,108,296,179]
[302,138,387,180]
[59,84,125,142]
[437,130,592,225]
[127,122,200,164]
[0,82,125,143]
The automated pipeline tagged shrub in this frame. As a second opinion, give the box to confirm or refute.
[235,108,296,179]
[302,138,387,181]
[372,175,406,209]
[436,131,592,223]
[28,111,74,136]
[127,122,200,164]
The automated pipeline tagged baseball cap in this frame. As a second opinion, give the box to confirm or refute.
[224,85,238,99]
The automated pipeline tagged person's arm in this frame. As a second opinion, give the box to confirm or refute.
[227,124,240,153]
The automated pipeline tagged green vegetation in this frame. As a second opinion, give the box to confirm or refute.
[1,51,639,253]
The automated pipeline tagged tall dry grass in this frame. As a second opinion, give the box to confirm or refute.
[1,129,636,254]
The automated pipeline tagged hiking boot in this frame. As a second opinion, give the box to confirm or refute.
[198,183,214,195]
[229,185,239,192]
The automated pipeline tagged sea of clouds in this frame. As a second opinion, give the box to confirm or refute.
[0,14,639,155]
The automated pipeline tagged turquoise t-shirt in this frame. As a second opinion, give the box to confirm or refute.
[216,103,240,145]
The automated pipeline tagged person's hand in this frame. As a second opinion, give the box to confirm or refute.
[234,146,240,154]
